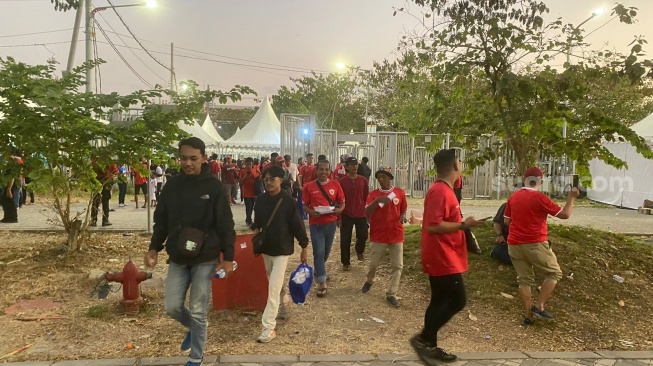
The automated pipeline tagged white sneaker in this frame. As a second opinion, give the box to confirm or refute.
[256,328,276,343]
[119,204,125,207]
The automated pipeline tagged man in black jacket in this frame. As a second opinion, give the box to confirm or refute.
[251,165,308,343]
[144,137,235,366]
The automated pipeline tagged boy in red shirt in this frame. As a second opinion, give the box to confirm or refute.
[504,166,578,325]
[302,160,345,297]
[338,157,369,269]
[221,155,239,205]
[239,157,260,227]
[131,158,148,209]
[411,149,484,364]
[361,167,407,308]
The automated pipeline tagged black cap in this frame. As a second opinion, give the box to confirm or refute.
[375,168,394,180]
[345,157,359,165]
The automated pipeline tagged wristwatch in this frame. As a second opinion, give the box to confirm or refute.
[496,233,503,237]
[460,222,468,231]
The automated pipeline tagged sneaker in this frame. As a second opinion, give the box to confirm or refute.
[531,305,554,321]
[185,362,201,366]
[410,334,457,364]
[343,264,351,271]
[521,317,535,328]
[357,253,364,262]
[386,295,400,308]
[180,331,191,351]
[361,281,373,293]
[119,204,125,207]
[256,328,276,343]
[102,221,113,227]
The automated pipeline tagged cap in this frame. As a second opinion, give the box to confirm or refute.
[375,167,394,180]
[524,167,543,179]
[345,157,358,165]
[275,156,285,162]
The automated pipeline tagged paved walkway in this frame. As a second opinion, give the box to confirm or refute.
[1,199,652,235]
[3,351,653,366]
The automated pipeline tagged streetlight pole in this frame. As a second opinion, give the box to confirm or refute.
[561,8,604,185]
[84,1,157,93]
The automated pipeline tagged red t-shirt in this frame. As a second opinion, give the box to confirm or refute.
[504,188,562,245]
[132,163,148,185]
[331,163,347,181]
[238,167,260,198]
[421,181,467,277]
[300,164,317,186]
[210,161,221,176]
[221,162,239,185]
[339,175,369,218]
[454,175,463,189]
[302,179,345,225]
[367,187,407,244]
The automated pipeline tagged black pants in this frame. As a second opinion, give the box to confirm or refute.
[421,273,467,347]
[244,197,256,224]
[20,177,34,205]
[118,182,127,205]
[340,214,369,266]
[91,186,112,223]
[156,182,162,201]
[1,188,18,222]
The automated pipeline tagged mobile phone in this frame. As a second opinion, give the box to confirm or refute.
[478,216,493,221]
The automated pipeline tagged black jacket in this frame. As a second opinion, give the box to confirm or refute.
[251,191,309,256]
[149,164,236,264]
[357,163,372,180]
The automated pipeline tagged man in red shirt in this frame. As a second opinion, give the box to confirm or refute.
[361,167,407,308]
[210,154,222,181]
[504,166,579,326]
[302,160,345,297]
[298,153,316,188]
[411,149,484,364]
[262,153,279,173]
[239,157,260,227]
[91,158,119,226]
[131,158,149,209]
[331,154,348,181]
[338,157,369,270]
[221,155,239,205]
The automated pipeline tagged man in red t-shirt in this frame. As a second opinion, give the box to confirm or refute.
[239,157,260,227]
[411,149,484,364]
[298,153,316,188]
[221,155,239,205]
[361,167,407,308]
[338,156,369,269]
[131,158,149,209]
[210,154,222,181]
[504,166,579,325]
[302,160,345,297]
[331,154,348,181]
[262,153,279,173]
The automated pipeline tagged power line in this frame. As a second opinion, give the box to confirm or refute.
[106,0,171,72]
[0,40,73,48]
[96,12,167,83]
[0,28,76,39]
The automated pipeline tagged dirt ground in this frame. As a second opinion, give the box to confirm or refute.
[0,230,651,362]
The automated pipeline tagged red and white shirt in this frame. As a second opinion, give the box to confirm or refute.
[302,179,345,225]
[421,180,467,277]
[504,187,562,245]
[299,164,317,186]
[366,186,407,244]
[331,163,347,181]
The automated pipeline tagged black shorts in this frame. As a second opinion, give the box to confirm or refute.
[135,183,148,195]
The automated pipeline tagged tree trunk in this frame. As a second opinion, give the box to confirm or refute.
[67,219,82,251]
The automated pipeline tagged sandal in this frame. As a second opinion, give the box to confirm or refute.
[316,287,328,298]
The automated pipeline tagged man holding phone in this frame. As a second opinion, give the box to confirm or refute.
[504,167,579,326]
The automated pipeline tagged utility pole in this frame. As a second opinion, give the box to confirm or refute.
[170,42,175,92]
[85,0,94,93]
[65,0,84,76]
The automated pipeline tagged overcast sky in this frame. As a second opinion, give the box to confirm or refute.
[1,0,652,106]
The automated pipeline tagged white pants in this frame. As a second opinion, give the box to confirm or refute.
[262,254,290,329]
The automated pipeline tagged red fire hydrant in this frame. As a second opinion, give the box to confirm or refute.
[105,260,152,314]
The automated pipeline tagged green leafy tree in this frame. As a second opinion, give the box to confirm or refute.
[0,58,252,250]
[272,72,366,132]
[51,0,78,11]
[396,1,653,177]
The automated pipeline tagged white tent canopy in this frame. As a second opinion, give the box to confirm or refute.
[223,96,280,150]
[200,114,225,143]
[177,119,220,147]
[588,114,653,209]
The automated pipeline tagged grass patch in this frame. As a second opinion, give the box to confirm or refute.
[86,304,112,319]
[403,223,653,345]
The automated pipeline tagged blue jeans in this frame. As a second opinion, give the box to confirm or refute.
[164,260,218,362]
[310,221,337,284]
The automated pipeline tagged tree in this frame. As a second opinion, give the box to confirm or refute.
[272,72,366,132]
[0,58,252,251]
[51,0,78,11]
[396,1,653,177]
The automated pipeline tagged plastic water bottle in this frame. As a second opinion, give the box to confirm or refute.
[612,274,624,283]
[215,261,238,279]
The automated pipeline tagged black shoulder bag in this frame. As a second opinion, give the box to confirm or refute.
[315,181,335,207]
[252,197,284,256]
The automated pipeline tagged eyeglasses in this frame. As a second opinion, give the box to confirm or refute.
[262,177,279,182]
